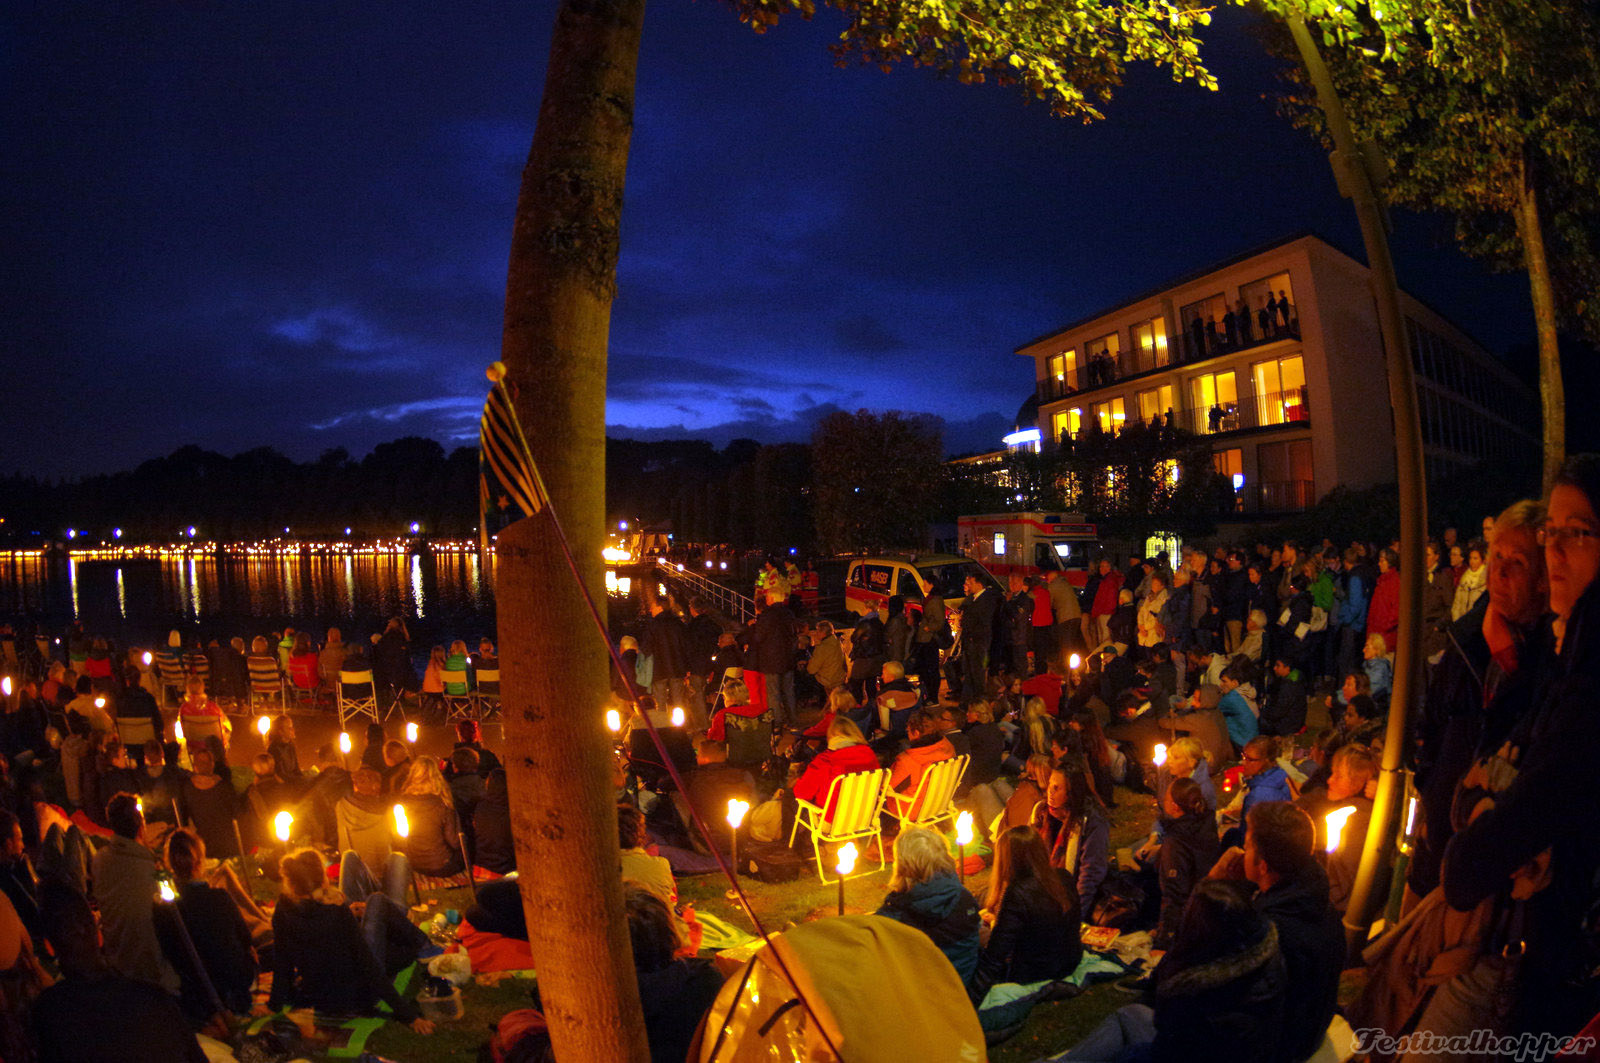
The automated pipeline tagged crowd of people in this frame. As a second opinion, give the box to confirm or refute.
[0,612,526,1059]
[601,454,1599,1061]
[0,451,1593,1061]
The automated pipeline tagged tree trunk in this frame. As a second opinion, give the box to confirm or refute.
[498,1,650,1060]
[1516,155,1566,491]
[1284,17,1427,952]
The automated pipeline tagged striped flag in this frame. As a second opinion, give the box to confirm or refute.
[478,361,547,559]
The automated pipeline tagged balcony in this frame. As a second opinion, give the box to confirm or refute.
[1052,386,1309,446]
[1037,303,1301,402]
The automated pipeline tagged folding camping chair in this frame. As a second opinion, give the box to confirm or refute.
[474,667,501,720]
[789,767,890,882]
[115,715,157,752]
[178,714,225,751]
[338,669,381,729]
[884,754,968,834]
[155,650,188,708]
[440,668,476,723]
[247,654,286,712]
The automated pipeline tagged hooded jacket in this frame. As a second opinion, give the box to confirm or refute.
[1252,860,1344,1062]
[1150,921,1286,1063]
[876,870,981,984]
[1155,811,1221,945]
[1259,668,1308,736]
[337,791,395,879]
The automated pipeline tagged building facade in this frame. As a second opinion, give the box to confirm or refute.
[1016,234,1535,518]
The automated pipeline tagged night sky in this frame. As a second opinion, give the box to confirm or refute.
[3,1,1533,479]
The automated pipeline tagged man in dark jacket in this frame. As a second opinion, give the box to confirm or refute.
[641,600,690,723]
[1258,657,1309,737]
[741,595,798,727]
[959,574,999,702]
[1241,801,1344,1063]
[684,598,722,729]
[1222,551,1251,653]
[847,609,887,706]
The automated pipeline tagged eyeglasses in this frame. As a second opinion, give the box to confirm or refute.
[1537,524,1600,550]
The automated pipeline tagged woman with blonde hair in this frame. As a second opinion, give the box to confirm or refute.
[1019,695,1055,760]
[787,714,879,823]
[971,825,1081,1002]
[875,827,980,984]
[396,758,465,878]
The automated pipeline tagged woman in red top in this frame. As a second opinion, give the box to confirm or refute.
[287,632,320,694]
[789,716,879,822]
[1365,547,1401,653]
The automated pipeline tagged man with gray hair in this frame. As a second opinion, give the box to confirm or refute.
[1408,498,1548,896]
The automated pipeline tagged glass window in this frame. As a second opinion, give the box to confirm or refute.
[1033,542,1062,571]
[1092,397,1127,434]
[1238,271,1296,342]
[1179,294,1229,360]
[1137,384,1175,425]
[895,568,924,597]
[1052,408,1082,443]
[1083,332,1122,385]
[1048,348,1078,391]
[1189,371,1238,433]
[992,533,1007,556]
[1130,316,1169,373]
[1252,356,1306,425]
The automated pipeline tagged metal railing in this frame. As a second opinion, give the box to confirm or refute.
[655,558,756,624]
[1037,306,1301,401]
[1053,386,1309,445]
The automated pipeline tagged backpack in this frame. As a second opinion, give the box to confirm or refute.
[740,838,806,883]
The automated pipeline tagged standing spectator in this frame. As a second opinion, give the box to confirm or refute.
[1029,575,1056,676]
[847,607,887,706]
[1046,569,1084,662]
[1451,540,1488,621]
[641,600,690,721]
[959,574,1000,702]
[1366,549,1400,658]
[883,594,914,666]
[1222,552,1250,653]
[742,593,798,727]
[1087,558,1123,648]
[1005,576,1034,676]
[373,618,418,704]
[683,599,721,729]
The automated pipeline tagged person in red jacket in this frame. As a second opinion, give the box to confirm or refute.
[1028,577,1055,676]
[1365,548,1400,654]
[787,716,879,823]
[1088,559,1124,649]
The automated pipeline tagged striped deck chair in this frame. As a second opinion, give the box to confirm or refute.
[885,754,969,834]
[246,654,285,712]
[788,767,890,882]
[154,650,187,707]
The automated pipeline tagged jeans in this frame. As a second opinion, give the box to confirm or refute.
[762,671,796,728]
[1050,1003,1156,1061]
[339,849,410,907]
[38,823,90,896]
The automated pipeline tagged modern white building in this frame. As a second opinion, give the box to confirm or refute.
[1016,233,1536,516]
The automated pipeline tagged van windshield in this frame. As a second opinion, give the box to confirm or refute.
[916,561,1001,600]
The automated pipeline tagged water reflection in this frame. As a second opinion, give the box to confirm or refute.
[0,549,503,646]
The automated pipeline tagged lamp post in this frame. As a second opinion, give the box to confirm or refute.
[836,842,858,915]
[726,799,749,879]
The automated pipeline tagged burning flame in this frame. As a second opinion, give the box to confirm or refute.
[393,804,409,838]
[1,677,11,698]
[158,880,177,903]
[274,810,293,843]
[605,708,622,733]
[1325,806,1357,854]
[406,721,419,744]
[836,842,858,876]
[1069,653,1082,671]
[174,719,185,743]
[1152,743,1168,767]
[670,706,685,728]
[142,651,153,667]
[726,798,749,830]
[256,715,271,736]
[339,731,352,755]
[955,811,974,847]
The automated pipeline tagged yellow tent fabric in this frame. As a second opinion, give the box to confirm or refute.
[694,914,987,1063]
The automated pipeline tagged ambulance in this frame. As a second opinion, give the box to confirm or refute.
[956,513,1101,587]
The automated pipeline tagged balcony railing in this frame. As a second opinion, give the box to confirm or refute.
[1053,386,1309,445]
[1037,303,1301,402]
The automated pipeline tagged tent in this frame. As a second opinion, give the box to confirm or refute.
[692,914,986,1062]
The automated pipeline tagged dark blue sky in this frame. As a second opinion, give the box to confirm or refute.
[2,1,1531,477]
